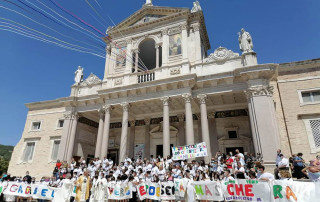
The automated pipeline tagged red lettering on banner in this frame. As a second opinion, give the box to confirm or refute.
[235,184,244,196]
[139,186,146,196]
[205,185,212,196]
[245,184,254,197]
[10,184,18,192]
[227,184,234,195]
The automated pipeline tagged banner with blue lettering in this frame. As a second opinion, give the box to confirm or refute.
[31,184,57,200]
[107,182,132,200]
[3,182,32,197]
[172,142,208,160]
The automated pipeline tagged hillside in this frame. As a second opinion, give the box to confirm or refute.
[0,144,13,161]
[0,144,13,173]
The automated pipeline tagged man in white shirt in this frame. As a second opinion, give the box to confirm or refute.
[257,165,275,181]
[278,154,291,179]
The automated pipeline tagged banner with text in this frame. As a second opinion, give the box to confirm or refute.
[221,179,272,201]
[191,181,224,201]
[172,142,208,160]
[107,182,132,200]
[272,180,320,202]
[174,178,188,198]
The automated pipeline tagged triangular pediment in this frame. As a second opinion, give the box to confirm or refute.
[107,6,189,34]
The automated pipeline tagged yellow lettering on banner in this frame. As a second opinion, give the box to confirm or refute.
[156,187,160,197]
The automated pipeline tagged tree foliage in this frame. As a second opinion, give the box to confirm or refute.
[0,144,13,173]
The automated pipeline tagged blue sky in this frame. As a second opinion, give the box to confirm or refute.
[0,0,319,146]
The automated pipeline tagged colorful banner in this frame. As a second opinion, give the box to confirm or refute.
[172,142,208,160]
[192,181,224,201]
[160,182,175,200]
[1,180,320,201]
[222,179,271,201]
[272,180,320,201]
[3,182,32,197]
[107,182,132,200]
[174,178,188,198]
[31,184,57,200]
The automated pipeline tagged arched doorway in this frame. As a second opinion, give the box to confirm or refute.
[138,38,162,70]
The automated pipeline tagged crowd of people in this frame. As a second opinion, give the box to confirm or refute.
[1,149,320,201]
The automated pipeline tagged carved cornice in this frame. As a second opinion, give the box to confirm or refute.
[205,47,240,63]
[121,102,130,112]
[182,93,193,103]
[161,28,168,35]
[197,94,207,104]
[80,73,102,87]
[168,26,181,35]
[160,96,170,105]
[180,23,188,31]
[63,111,78,120]
[103,104,114,113]
[245,86,274,98]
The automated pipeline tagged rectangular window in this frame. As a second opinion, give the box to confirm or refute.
[51,140,60,161]
[310,119,320,148]
[57,120,64,128]
[31,121,41,131]
[301,90,320,103]
[228,131,238,139]
[23,142,35,162]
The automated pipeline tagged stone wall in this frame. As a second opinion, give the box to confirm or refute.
[8,107,65,179]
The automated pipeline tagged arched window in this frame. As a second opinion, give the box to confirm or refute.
[138,38,162,71]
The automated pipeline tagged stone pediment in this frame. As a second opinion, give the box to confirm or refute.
[80,73,101,86]
[107,6,189,34]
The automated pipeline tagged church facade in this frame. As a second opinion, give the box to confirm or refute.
[8,1,320,179]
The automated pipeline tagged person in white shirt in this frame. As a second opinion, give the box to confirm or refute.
[222,170,235,182]
[257,165,275,181]
[278,154,291,179]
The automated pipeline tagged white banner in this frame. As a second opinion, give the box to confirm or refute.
[3,182,32,197]
[160,182,175,200]
[191,181,224,201]
[107,182,132,200]
[174,178,188,198]
[172,142,208,160]
[272,180,320,202]
[221,179,271,201]
[31,184,58,200]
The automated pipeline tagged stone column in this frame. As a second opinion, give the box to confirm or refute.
[162,29,169,66]
[155,44,160,68]
[177,114,185,146]
[128,120,136,158]
[125,39,133,73]
[192,24,202,64]
[134,50,139,72]
[144,118,151,158]
[197,94,212,163]
[182,93,195,146]
[66,112,79,162]
[246,81,280,166]
[94,108,105,158]
[119,102,129,163]
[161,96,171,158]
[208,112,219,155]
[101,105,113,159]
[181,23,188,62]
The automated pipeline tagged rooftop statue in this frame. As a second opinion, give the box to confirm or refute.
[74,66,84,84]
[238,28,254,53]
[145,0,153,6]
[191,1,202,13]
